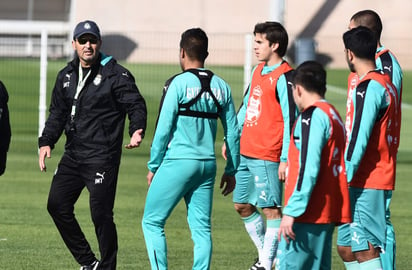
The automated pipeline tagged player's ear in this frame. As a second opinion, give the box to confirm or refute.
[180,48,185,59]
[346,49,354,61]
[295,84,303,97]
[271,42,279,53]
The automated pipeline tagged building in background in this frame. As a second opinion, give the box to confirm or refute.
[0,0,410,69]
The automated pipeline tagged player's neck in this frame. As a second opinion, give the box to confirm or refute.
[265,54,282,67]
[183,60,204,70]
[355,61,376,79]
[302,94,323,110]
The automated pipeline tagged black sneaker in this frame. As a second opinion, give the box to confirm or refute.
[249,258,266,270]
[80,260,99,270]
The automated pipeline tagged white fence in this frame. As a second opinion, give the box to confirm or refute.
[0,21,255,137]
[0,20,72,58]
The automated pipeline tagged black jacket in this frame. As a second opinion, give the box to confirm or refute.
[38,53,147,165]
[0,81,11,175]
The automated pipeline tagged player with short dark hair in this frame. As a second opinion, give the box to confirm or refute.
[337,26,400,270]
[223,21,296,270]
[348,9,403,104]
[142,27,240,270]
[276,60,351,270]
[179,28,209,62]
[253,22,289,58]
[342,10,403,270]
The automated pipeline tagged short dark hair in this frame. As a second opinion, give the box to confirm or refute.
[254,21,288,57]
[180,28,209,62]
[343,26,377,61]
[292,61,326,97]
[350,10,382,41]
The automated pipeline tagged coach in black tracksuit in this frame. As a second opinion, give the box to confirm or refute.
[0,80,11,176]
[38,20,147,270]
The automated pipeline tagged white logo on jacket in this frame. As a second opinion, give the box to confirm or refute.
[357,91,366,99]
[63,73,72,88]
[302,118,311,126]
[93,74,102,86]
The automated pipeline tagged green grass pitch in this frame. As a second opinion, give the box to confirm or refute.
[0,59,411,269]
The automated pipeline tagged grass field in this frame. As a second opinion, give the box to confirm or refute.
[0,59,411,269]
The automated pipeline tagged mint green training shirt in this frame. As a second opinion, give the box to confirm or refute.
[148,69,240,176]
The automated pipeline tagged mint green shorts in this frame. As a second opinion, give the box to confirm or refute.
[337,187,386,252]
[232,155,282,208]
[276,223,335,269]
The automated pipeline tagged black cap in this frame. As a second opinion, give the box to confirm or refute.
[73,20,101,40]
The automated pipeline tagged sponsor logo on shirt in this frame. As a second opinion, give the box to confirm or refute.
[245,85,262,127]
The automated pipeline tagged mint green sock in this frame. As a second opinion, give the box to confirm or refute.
[241,210,261,223]
[359,257,382,270]
[242,211,265,260]
[266,218,281,228]
[344,260,360,270]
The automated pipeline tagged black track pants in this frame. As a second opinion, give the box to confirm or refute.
[47,155,119,270]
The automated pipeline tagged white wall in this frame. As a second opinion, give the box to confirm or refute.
[70,0,411,68]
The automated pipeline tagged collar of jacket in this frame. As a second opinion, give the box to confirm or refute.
[69,52,116,74]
